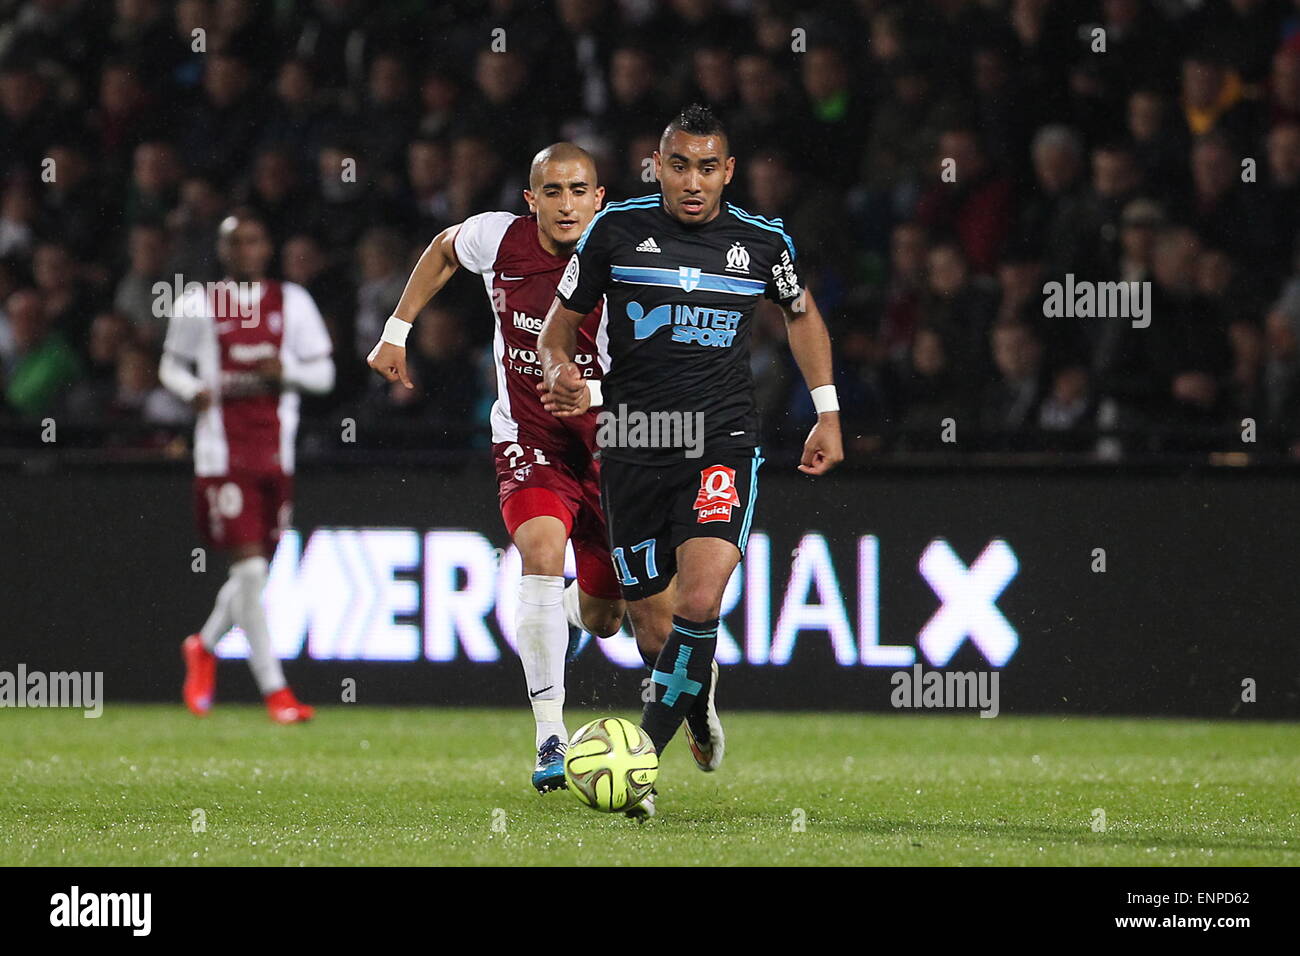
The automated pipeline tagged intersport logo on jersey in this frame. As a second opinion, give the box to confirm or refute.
[627,300,740,347]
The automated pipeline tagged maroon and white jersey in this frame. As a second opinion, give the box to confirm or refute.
[164,280,332,477]
[454,211,606,452]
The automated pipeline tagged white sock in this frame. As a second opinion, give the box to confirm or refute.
[518,574,567,748]
[228,556,286,696]
[562,579,586,632]
[199,576,239,650]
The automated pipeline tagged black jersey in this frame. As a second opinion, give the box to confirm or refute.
[557,193,804,465]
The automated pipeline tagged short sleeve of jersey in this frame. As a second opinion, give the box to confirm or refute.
[764,232,803,307]
[557,216,612,316]
[283,282,333,360]
[453,211,516,275]
[163,287,207,360]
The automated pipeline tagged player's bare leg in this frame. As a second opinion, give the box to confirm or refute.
[558,584,625,666]
[567,586,625,640]
[625,582,674,666]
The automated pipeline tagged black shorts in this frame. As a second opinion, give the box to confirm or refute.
[599,447,765,601]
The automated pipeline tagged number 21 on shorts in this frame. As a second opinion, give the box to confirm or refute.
[502,443,551,469]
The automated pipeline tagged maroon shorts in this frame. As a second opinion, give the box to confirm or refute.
[493,440,620,601]
[194,471,293,555]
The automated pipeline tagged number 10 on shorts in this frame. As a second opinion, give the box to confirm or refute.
[613,538,658,586]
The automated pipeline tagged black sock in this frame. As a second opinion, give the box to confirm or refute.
[640,615,718,754]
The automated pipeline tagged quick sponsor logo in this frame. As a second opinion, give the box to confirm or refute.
[627,301,741,347]
[693,464,741,521]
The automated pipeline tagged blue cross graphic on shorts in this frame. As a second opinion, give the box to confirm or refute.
[652,646,701,707]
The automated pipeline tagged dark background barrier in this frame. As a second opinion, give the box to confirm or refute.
[2,462,1298,718]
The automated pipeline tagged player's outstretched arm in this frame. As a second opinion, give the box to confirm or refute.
[537,297,590,417]
[782,291,844,476]
[366,224,463,389]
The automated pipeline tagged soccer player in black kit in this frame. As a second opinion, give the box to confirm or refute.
[539,105,843,817]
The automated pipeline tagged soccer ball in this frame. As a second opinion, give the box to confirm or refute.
[564,717,658,812]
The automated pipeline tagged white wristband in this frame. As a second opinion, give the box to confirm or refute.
[587,379,603,407]
[811,384,839,414]
[380,315,411,347]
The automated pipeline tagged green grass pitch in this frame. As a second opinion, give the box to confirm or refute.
[1,706,1296,866]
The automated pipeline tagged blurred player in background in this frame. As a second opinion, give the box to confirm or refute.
[367,143,625,792]
[161,210,335,724]
[540,105,843,816]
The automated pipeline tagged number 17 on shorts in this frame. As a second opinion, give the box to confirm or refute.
[600,449,763,601]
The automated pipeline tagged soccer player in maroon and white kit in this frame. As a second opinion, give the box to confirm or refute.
[161,210,335,724]
[368,143,624,791]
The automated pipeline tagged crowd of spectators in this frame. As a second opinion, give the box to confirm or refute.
[2,0,1300,459]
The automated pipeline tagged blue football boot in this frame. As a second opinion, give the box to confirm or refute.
[531,734,568,793]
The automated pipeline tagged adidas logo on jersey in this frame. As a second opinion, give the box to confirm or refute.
[636,237,661,253]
